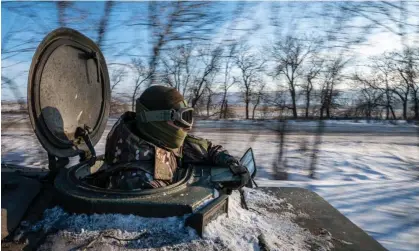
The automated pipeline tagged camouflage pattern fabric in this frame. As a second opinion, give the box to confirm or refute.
[182,135,240,167]
[104,112,238,190]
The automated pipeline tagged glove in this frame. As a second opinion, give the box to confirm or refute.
[224,163,251,190]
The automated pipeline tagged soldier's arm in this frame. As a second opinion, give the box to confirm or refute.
[182,135,239,166]
[183,135,251,190]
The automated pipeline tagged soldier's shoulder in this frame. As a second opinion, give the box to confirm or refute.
[185,134,204,142]
[185,134,209,148]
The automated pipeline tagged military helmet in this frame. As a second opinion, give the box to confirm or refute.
[135,86,194,149]
[136,86,194,129]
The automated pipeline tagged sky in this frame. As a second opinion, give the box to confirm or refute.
[2,1,419,102]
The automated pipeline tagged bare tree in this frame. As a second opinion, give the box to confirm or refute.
[386,49,413,120]
[110,67,127,91]
[55,1,114,49]
[203,86,217,117]
[160,43,222,112]
[388,47,419,120]
[370,54,397,120]
[96,1,115,49]
[131,58,152,111]
[56,1,72,26]
[140,1,223,86]
[315,1,419,53]
[235,43,265,120]
[352,73,385,119]
[320,57,347,119]
[264,88,288,118]
[337,2,419,40]
[189,46,223,108]
[302,58,324,118]
[251,81,267,120]
[1,76,26,110]
[219,43,237,119]
[2,2,58,65]
[271,36,316,118]
[161,43,194,96]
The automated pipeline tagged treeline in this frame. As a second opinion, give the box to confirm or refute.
[2,2,419,121]
[103,2,419,121]
[352,48,419,120]
[118,38,418,121]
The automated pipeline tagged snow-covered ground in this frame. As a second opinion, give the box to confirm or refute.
[18,189,333,251]
[193,131,418,251]
[2,117,418,251]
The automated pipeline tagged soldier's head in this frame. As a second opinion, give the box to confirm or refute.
[135,85,194,149]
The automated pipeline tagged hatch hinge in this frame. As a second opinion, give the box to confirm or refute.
[47,153,69,173]
[75,125,97,166]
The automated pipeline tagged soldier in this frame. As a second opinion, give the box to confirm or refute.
[101,85,250,190]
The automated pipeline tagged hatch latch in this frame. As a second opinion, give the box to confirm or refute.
[75,125,97,166]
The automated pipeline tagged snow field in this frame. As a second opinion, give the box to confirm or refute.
[2,118,418,250]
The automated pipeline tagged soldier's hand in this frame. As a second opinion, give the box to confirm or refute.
[225,163,251,190]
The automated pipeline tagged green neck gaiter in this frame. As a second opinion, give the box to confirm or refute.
[136,119,187,150]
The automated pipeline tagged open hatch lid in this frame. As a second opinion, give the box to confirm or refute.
[28,28,110,158]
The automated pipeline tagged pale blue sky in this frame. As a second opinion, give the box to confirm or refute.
[2,1,418,101]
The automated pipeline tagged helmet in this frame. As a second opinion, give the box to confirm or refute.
[135,85,194,149]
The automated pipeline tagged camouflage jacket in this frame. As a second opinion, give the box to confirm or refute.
[104,112,238,189]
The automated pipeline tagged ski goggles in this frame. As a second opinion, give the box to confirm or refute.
[136,101,194,128]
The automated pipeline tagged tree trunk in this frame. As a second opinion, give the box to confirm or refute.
[305,92,310,118]
[413,90,419,120]
[326,95,332,118]
[390,106,396,120]
[245,100,250,119]
[325,93,331,119]
[252,97,260,120]
[393,89,408,120]
[320,85,328,119]
[220,91,227,119]
[224,101,228,119]
[291,89,297,118]
[219,101,225,119]
[57,2,69,27]
[385,88,391,120]
[96,1,114,48]
[327,83,335,119]
[206,94,212,117]
[132,94,136,112]
[132,83,140,111]
[191,97,197,108]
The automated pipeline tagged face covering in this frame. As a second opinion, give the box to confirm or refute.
[135,103,187,150]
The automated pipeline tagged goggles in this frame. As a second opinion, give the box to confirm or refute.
[136,101,194,128]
